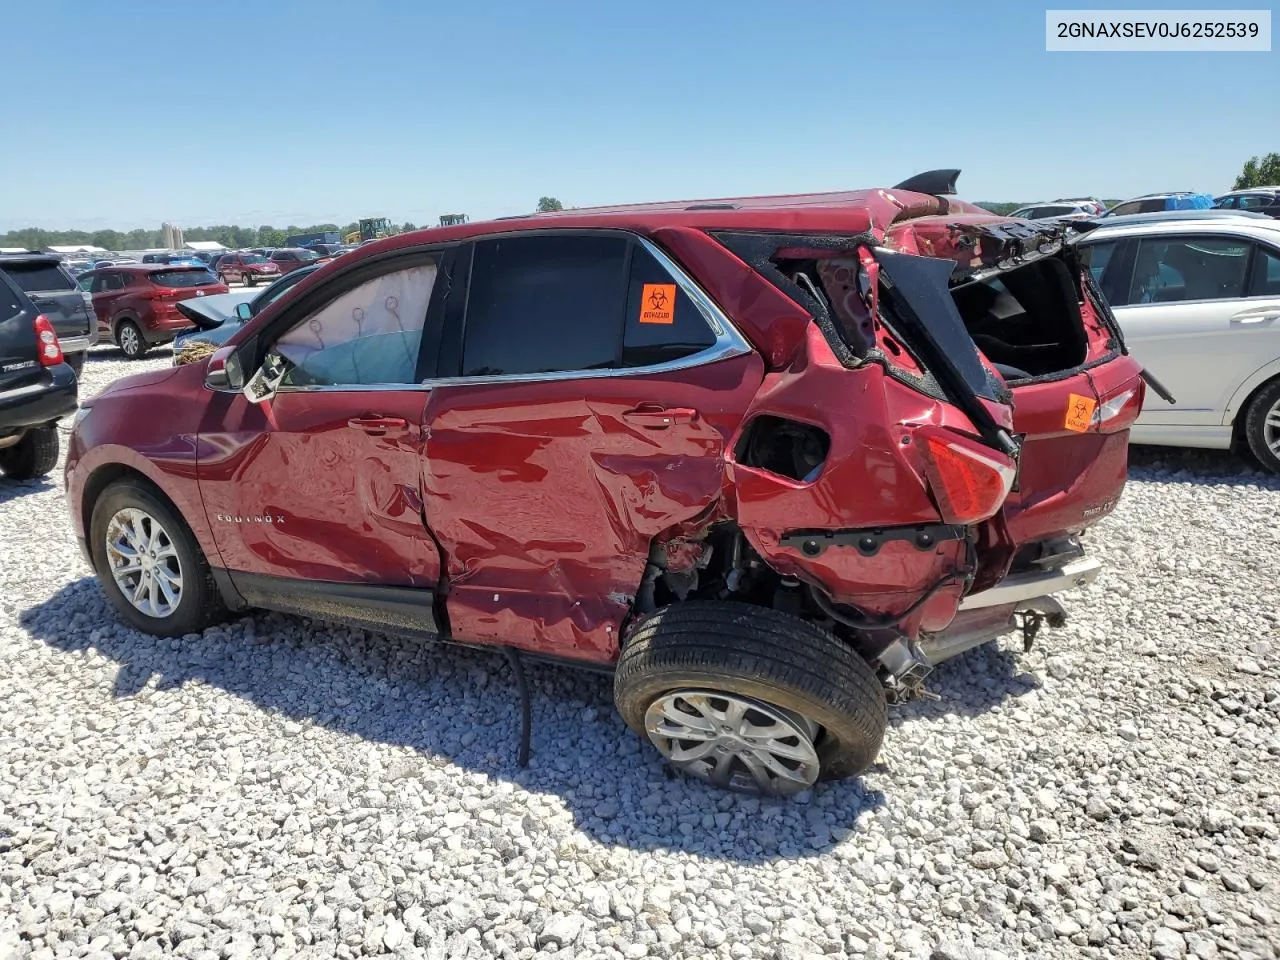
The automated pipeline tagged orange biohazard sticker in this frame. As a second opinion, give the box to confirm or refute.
[1064,393,1097,433]
[638,283,676,324]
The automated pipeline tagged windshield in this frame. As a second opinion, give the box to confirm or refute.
[296,249,321,261]
[242,254,268,264]
[150,268,219,287]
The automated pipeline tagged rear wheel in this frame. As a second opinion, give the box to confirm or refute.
[217,272,228,286]
[1243,378,1280,474]
[66,352,85,376]
[116,320,147,359]
[0,427,59,480]
[614,602,887,796]
[89,478,225,636]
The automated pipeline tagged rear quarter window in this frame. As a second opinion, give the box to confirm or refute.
[0,277,24,321]
[1,261,75,293]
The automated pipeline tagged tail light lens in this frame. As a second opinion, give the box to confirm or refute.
[33,315,64,367]
[919,429,1017,525]
[1092,381,1145,431]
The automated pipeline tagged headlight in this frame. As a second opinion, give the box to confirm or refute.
[72,406,92,430]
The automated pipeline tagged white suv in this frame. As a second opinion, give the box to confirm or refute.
[1077,215,1280,472]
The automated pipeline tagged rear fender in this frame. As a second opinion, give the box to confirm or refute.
[1223,358,1280,427]
[727,325,970,633]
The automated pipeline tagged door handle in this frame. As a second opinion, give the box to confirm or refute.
[622,404,699,428]
[347,415,409,436]
[1231,310,1279,324]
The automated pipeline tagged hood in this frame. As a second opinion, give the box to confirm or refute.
[174,290,255,330]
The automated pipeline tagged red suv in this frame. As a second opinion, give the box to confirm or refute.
[214,253,281,287]
[79,265,228,359]
[268,247,332,275]
[65,172,1146,795]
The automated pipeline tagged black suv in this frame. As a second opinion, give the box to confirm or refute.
[0,269,79,480]
[0,254,98,375]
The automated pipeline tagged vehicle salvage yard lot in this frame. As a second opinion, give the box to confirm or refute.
[1,349,1278,960]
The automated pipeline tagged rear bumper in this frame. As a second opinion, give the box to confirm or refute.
[0,363,78,430]
[958,556,1102,611]
[58,328,100,353]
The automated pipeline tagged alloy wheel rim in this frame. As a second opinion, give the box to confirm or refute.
[120,326,139,355]
[104,507,183,618]
[643,690,821,796]
[1265,396,1280,458]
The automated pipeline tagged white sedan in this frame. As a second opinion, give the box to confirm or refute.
[1076,214,1280,472]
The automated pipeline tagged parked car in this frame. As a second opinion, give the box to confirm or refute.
[172,264,323,360]
[1009,201,1095,221]
[0,267,78,480]
[1104,192,1215,216]
[1214,187,1280,218]
[215,253,283,287]
[66,171,1145,795]
[1054,196,1106,216]
[1077,216,1280,471]
[0,253,98,375]
[78,264,228,359]
[268,247,332,274]
[142,252,205,267]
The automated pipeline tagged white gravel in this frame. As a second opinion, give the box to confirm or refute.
[1,346,1277,960]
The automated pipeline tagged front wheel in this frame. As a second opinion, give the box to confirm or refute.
[116,320,148,360]
[243,273,256,288]
[1243,378,1280,474]
[89,479,225,636]
[0,427,59,480]
[614,602,887,796]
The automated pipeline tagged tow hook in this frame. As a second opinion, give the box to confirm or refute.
[1015,597,1068,652]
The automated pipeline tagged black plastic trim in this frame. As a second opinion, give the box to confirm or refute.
[0,362,78,428]
[229,571,441,636]
[779,523,967,558]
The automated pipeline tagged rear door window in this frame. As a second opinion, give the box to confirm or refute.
[1129,236,1250,304]
[461,235,629,376]
[1,261,75,293]
[1080,241,1116,289]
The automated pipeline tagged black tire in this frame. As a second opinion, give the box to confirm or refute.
[614,602,887,788]
[244,273,256,288]
[116,320,148,359]
[89,478,225,636]
[1243,378,1280,475]
[217,272,228,286]
[67,352,85,377]
[0,427,59,480]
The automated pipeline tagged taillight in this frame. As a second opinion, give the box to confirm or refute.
[1092,382,1145,431]
[33,315,64,367]
[919,429,1017,525]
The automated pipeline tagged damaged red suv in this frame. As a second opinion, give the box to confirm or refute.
[66,171,1147,796]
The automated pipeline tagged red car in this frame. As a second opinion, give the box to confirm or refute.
[268,248,332,275]
[79,265,229,359]
[214,253,281,287]
[65,171,1147,795]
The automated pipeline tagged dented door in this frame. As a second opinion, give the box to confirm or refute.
[422,357,761,662]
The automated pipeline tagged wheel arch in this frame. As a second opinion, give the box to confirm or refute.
[1227,367,1280,447]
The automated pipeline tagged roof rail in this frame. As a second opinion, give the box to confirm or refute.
[685,202,738,211]
[893,169,961,196]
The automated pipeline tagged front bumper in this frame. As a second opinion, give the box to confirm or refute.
[957,557,1102,611]
[0,363,78,430]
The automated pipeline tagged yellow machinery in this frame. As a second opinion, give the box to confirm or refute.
[344,217,396,244]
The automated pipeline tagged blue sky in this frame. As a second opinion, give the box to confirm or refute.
[2,1,1274,231]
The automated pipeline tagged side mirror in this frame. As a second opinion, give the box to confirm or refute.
[205,345,245,391]
[235,301,253,321]
[242,351,289,404]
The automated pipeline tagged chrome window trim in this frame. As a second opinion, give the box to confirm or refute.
[273,234,754,394]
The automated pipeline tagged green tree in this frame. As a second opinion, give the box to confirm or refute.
[1233,153,1280,190]
[536,196,564,212]
[400,222,417,233]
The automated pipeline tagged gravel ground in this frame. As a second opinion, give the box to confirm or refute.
[1,347,1277,960]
